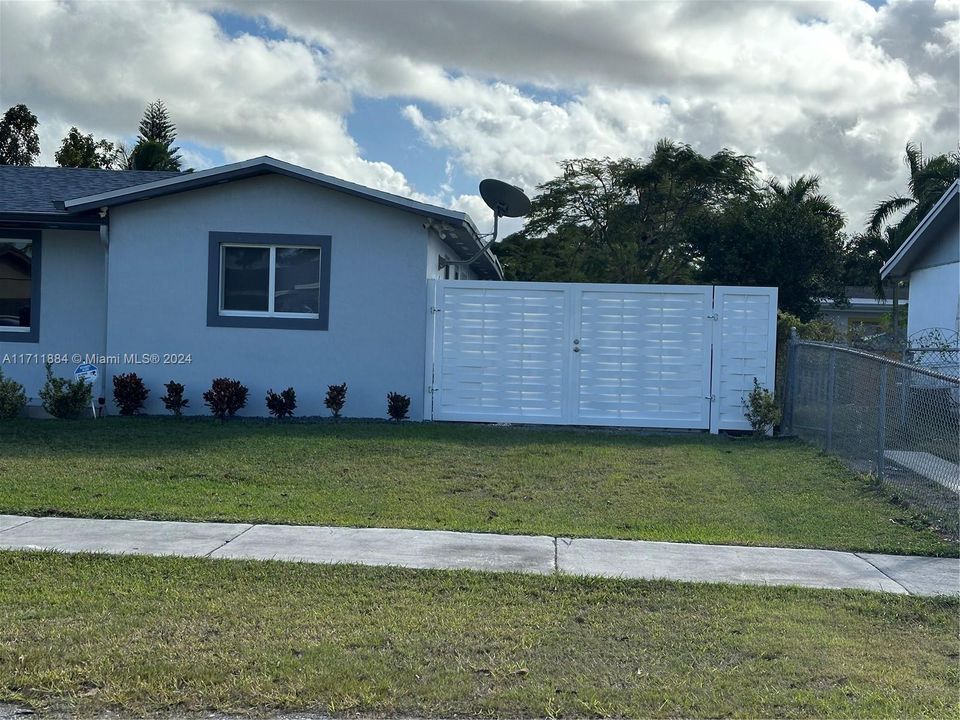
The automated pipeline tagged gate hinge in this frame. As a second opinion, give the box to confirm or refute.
[430,306,443,314]
[706,313,719,320]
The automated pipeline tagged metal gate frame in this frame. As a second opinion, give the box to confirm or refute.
[426,280,777,433]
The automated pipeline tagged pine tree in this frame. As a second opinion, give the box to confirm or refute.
[127,99,182,171]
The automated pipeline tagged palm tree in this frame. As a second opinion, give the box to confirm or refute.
[869,142,959,241]
[858,143,959,309]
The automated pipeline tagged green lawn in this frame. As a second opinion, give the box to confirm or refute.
[1,552,957,718]
[0,418,954,556]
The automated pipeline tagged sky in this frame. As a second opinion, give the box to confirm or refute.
[0,0,957,237]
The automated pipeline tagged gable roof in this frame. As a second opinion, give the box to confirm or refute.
[880,180,959,280]
[61,156,501,279]
[0,165,180,215]
[0,158,502,278]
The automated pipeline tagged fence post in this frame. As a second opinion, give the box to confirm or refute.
[825,349,836,452]
[876,362,887,480]
[783,327,799,434]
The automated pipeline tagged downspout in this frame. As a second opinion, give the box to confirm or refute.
[99,208,109,416]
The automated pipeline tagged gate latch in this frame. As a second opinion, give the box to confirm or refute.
[706,313,719,320]
[705,394,716,401]
[430,306,443,314]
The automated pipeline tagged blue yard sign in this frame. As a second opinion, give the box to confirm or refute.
[74,363,98,383]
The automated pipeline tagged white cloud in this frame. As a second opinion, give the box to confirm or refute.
[1,0,957,235]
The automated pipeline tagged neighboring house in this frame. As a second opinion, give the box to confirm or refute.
[0,157,500,419]
[880,180,960,340]
[818,286,908,337]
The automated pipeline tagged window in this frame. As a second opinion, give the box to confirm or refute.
[207,232,330,330]
[0,232,40,343]
[221,245,321,318]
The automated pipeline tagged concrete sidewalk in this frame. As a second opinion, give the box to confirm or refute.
[1,514,957,596]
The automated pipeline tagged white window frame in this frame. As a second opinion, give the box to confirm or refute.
[0,237,34,333]
[219,243,321,320]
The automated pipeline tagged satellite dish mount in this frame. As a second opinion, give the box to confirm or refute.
[438,179,531,271]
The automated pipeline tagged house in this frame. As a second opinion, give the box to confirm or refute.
[818,286,908,338]
[880,180,959,341]
[0,157,500,419]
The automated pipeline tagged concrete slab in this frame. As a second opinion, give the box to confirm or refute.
[884,450,960,493]
[211,524,556,574]
[0,515,34,533]
[557,538,909,594]
[0,517,251,558]
[858,553,959,596]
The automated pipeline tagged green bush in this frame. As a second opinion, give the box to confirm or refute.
[0,369,27,419]
[39,362,92,419]
[160,381,189,417]
[743,378,781,436]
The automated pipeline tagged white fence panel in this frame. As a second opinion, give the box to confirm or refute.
[711,286,779,432]
[432,283,568,422]
[574,287,712,428]
[428,280,777,432]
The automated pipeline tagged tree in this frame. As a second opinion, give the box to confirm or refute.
[55,127,121,169]
[869,142,960,239]
[496,140,756,283]
[126,99,182,171]
[0,104,40,166]
[845,142,960,298]
[693,176,847,320]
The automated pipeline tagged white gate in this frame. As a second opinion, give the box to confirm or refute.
[426,280,777,433]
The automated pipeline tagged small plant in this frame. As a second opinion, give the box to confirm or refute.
[203,377,248,420]
[160,381,189,417]
[39,361,92,419]
[386,391,410,422]
[325,382,347,418]
[743,377,781,436]
[112,372,149,416]
[0,369,27,419]
[266,387,297,419]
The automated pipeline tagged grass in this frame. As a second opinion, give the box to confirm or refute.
[0,417,955,557]
[1,551,957,718]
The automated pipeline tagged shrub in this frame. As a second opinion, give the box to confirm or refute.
[0,369,27,419]
[112,372,149,416]
[39,361,92,419]
[160,381,189,417]
[203,378,248,420]
[325,382,347,418]
[266,387,297,418]
[743,377,781,436]
[386,391,410,422]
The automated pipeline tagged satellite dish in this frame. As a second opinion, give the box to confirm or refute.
[479,178,531,218]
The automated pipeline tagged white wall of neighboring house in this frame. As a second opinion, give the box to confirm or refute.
[907,262,960,338]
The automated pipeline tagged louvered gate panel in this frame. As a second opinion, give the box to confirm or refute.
[428,281,777,431]
[711,286,779,431]
[432,283,567,422]
[575,288,712,428]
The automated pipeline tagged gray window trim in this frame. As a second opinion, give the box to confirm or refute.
[207,231,331,330]
[0,229,41,344]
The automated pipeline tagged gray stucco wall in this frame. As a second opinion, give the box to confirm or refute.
[0,229,105,405]
[426,230,479,281]
[912,213,959,271]
[105,174,435,419]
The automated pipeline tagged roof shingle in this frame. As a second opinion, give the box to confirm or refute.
[0,165,180,214]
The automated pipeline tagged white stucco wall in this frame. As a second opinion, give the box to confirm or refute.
[0,229,106,405]
[907,262,960,337]
[104,174,442,419]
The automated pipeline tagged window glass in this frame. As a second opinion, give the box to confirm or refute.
[0,240,32,329]
[274,247,321,315]
[222,246,269,312]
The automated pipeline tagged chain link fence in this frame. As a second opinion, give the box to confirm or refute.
[783,333,959,538]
